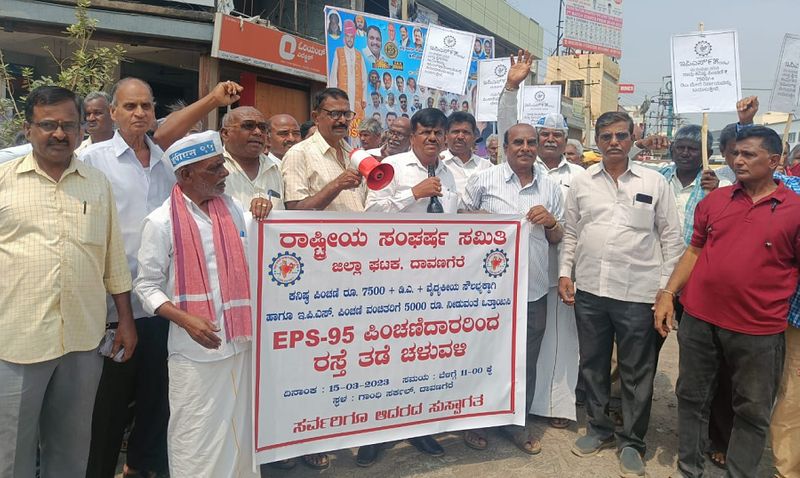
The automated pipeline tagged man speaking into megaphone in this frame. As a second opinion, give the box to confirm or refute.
[366,108,459,213]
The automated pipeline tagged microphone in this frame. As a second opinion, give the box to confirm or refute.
[426,163,444,213]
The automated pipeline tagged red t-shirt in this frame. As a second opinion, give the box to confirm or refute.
[680,181,800,335]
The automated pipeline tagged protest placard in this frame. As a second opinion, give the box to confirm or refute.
[250,212,529,463]
[475,58,512,122]
[518,85,562,125]
[670,29,741,114]
[768,33,800,115]
[418,24,476,95]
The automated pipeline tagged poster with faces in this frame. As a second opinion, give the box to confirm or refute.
[324,6,493,136]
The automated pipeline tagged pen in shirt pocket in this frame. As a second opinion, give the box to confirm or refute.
[83,201,86,214]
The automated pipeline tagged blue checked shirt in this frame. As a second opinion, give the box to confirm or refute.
[776,173,800,328]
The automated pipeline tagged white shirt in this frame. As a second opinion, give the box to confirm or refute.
[0,143,32,164]
[222,148,284,211]
[365,150,460,213]
[134,194,250,362]
[74,137,93,156]
[535,156,586,286]
[463,162,564,301]
[80,131,176,321]
[559,160,683,303]
[441,149,492,201]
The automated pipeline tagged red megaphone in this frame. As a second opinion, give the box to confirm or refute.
[350,149,394,190]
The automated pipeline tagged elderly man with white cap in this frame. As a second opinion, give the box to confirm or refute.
[134,131,269,478]
[497,50,585,429]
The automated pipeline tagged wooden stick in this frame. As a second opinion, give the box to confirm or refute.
[701,113,709,170]
[782,113,793,158]
[698,22,709,170]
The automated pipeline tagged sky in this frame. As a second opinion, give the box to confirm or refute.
[504,0,798,129]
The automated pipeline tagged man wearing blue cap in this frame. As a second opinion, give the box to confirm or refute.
[134,131,266,478]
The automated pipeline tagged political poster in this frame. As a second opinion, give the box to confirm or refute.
[475,58,512,122]
[418,24,476,96]
[563,0,624,58]
[518,85,562,125]
[324,7,494,138]
[768,33,800,115]
[670,29,741,114]
[250,212,529,463]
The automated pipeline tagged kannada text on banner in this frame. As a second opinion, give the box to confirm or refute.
[250,212,529,464]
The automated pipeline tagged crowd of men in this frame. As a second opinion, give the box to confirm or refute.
[0,47,798,478]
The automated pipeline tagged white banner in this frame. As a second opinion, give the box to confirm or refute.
[418,24,476,95]
[769,34,800,115]
[475,58,512,122]
[518,85,562,126]
[250,212,529,464]
[670,29,742,114]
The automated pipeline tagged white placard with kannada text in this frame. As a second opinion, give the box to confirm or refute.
[671,29,742,114]
[769,34,800,115]
[250,212,528,464]
[418,24,476,95]
[518,85,562,126]
[475,58,512,122]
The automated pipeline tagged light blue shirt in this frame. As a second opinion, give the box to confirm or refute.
[462,162,564,301]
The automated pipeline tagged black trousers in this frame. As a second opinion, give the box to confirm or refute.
[674,303,733,455]
[86,316,170,477]
[676,313,784,478]
[574,290,662,453]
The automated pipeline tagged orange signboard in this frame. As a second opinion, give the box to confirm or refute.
[211,13,327,82]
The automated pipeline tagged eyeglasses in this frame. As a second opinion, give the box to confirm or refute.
[31,120,80,134]
[274,129,301,138]
[319,108,355,120]
[230,121,268,132]
[387,129,409,139]
[597,132,631,142]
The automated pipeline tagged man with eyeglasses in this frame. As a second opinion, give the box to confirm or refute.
[81,78,243,478]
[558,111,683,478]
[0,86,133,478]
[219,107,284,218]
[282,88,365,216]
[497,50,587,431]
[367,116,412,161]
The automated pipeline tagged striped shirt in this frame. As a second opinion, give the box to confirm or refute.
[462,162,564,301]
[777,172,800,329]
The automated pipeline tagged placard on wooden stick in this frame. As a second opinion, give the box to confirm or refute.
[671,25,742,169]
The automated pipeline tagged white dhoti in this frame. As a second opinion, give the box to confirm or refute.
[167,350,259,478]
[530,285,579,421]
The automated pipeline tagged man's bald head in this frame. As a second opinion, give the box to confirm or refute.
[266,113,301,159]
[110,77,153,107]
[386,116,412,156]
[220,106,268,161]
[222,106,262,127]
[109,77,156,139]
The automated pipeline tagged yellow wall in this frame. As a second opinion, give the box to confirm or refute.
[544,54,620,123]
